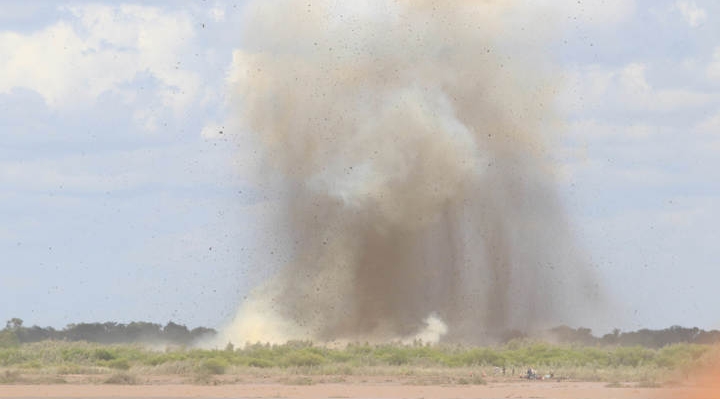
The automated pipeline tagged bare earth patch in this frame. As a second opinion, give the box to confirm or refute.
[0,378,715,399]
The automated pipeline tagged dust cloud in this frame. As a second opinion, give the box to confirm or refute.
[220,0,601,345]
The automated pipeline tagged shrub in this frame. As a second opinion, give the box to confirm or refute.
[247,358,274,368]
[104,372,138,385]
[0,370,21,384]
[193,372,216,385]
[19,361,42,369]
[107,358,130,370]
[457,348,503,366]
[655,344,707,368]
[60,346,94,363]
[327,351,352,363]
[383,350,410,366]
[285,376,314,385]
[0,331,19,348]
[456,375,485,385]
[199,358,228,375]
[0,348,25,366]
[94,348,115,361]
[284,350,325,367]
[612,346,653,367]
[56,364,85,375]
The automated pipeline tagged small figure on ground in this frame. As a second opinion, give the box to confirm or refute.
[527,368,537,379]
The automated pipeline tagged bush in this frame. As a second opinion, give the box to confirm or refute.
[61,346,94,363]
[655,344,707,368]
[199,358,228,374]
[456,348,503,366]
[107,358,130,370]
[144,352,187,366]
[285,376,314,385]
[456,375,486,385]
[612,346,653,367]
[0,348,25,366]
[383,350,410,366]
[19,361,42,369]
[0,331,19,348]
[247,358,274,368]
[104,372,138,385]
[94,348,115,361]
[0,370,21,384]
[0,335,716,384]
[284,350,325,367]
[327,351,353,363]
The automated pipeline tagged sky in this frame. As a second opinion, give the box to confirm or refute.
[1,0,719,334]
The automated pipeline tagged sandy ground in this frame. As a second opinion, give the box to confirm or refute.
[0,381,715,399]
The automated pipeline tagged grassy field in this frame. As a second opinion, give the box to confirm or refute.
[0,339,717,385]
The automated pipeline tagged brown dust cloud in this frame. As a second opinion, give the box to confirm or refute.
[218,0,603,345]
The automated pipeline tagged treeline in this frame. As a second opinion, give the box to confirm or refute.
[542,325,720,348]
[1,318,216,346]
[2,318,720,348]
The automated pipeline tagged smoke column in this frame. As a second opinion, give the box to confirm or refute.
[222,0,600,344]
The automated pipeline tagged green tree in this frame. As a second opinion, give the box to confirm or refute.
[5,318,23,330]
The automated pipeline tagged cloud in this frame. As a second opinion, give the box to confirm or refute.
[572,0,637,26]
[707,47,720,83]
[562,62,717,116]
[0,141,240,195]
[209,6,226,22]
[558,110,720,194]
[564,120,662,143]
[697,109,720,134]
[0,4,200,114]
[200,123,227,140]
[533,0,636,27]
[675,1,707,27]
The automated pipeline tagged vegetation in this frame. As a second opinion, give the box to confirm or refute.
[548,325,720,348]
[104,372,139,385]
[1,318,718,385]
[1,318,215,346]
[3,318,719,349]
[0,339,716,385]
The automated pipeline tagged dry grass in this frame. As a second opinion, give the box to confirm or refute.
[103,372,139,385]
[0,340,716,385]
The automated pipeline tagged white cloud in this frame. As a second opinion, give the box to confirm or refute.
[675,1,707,27]
[614,63,714,111]
[132,108,159,132]
[0,143,238,194]
[697,110,720,134]
[619,63,651,92]
[707,47,720,83]
[532,0,636,26]
[209,6,226,22]
[201,122,226,139]
[557,119,675,187]
[573,0,637,26]
[558,103,720,195]
[562,62,716,115]
[566,120,661,141]
[0,4,200,114]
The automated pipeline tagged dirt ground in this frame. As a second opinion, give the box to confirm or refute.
[0,381,716,399]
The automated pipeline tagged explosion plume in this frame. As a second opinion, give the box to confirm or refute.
[222,0,600,344]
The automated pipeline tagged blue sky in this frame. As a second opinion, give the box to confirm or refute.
[1,0,719,333]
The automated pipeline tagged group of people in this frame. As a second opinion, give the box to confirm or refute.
[494,366,554,380]
[526,368,554,380]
